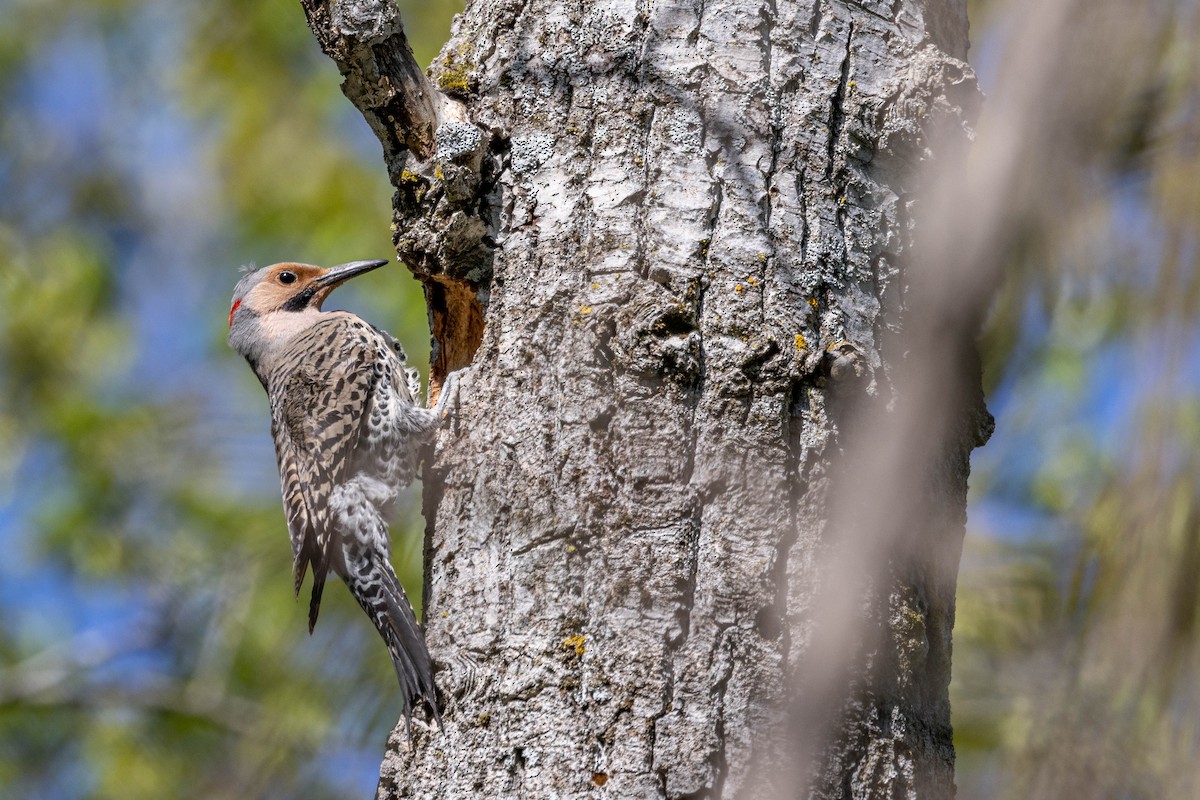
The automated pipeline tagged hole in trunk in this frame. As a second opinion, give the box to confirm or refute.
[425,275,485,401]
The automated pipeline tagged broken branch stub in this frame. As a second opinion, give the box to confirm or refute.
[299,0,494,382]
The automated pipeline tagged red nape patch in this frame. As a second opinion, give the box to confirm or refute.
[228,298,242,328]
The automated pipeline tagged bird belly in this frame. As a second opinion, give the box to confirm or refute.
[328,474,395,568]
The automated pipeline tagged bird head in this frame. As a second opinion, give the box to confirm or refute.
[227,259,387,365]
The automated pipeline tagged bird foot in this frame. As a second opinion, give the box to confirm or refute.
[431,369,463,423]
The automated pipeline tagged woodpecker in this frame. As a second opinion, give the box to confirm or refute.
[227,259,454,728]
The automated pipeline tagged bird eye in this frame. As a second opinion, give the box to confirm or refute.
[278,271,297,285]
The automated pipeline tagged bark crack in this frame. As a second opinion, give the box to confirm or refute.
[771,383,811,661]
[824,21,854,183]
[708,635,734,800]
[636,103,658,281]
[809,0,825,39]
[760,0,780,234]
[692,0,709,46]
[511,523,578,556]
[649,639,677,794]
[798,167,811,268]
[854,2,900,24]
[761,0,777,87]
[829,24,855,284]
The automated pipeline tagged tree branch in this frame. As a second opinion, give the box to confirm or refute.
[299,0,493,389]
[299,0,441,163]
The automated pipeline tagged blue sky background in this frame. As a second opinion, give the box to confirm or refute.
[1,1,1191,797]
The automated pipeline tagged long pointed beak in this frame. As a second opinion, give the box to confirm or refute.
[314,259,388,289]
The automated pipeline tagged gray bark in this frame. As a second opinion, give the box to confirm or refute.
[301,0,982,797]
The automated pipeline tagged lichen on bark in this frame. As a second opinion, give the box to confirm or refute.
[301,1,982,797]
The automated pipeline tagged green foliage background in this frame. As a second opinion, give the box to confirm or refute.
[0,1,1197,798]
[0,1,462,798]
[954,2,1200,797]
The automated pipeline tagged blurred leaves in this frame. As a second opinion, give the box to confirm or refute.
[0,1,459,798]
[3,0,1200,797]
[954,3,1200,799]
[181,0,392,260]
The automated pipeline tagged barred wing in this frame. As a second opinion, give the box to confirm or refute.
[268,318,383,632]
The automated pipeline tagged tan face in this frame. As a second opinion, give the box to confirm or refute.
[230,263,347,329]
[241,263,332,315]
[228,259,387,334]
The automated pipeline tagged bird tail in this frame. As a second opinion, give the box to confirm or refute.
[343,547,440,731]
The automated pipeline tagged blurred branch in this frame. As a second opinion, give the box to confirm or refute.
[191,562,260,699]
[0,627,262,735]
[9,680,264,738]
[783,0,1175,792]
[0,628,135,701]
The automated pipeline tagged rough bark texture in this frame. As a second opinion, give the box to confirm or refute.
[302,1,980,797]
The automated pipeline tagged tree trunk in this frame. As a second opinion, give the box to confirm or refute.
[301,0,982,797]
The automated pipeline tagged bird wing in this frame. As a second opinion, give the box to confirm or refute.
[372,324,422,404]
[269,317,383,632]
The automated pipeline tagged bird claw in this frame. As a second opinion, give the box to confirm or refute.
[432,369,463,423]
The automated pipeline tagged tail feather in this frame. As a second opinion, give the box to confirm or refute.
[307,572,326,634]
[296,552,328,634]
[378,568,440,730]
[345,550,439,728]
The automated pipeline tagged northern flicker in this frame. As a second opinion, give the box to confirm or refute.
[227,259,453,727]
